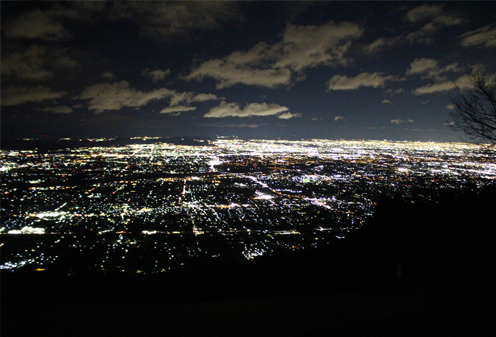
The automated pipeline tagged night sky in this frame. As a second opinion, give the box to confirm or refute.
[2,1,495,142]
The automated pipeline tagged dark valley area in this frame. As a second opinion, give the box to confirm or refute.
[3,187,496,336]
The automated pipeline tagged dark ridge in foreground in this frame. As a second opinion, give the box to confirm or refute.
[2,187,496,336]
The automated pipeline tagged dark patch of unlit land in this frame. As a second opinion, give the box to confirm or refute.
[3,188,496,336]
[2,281,495,336]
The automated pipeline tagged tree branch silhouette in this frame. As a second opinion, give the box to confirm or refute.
[449,68,496,146]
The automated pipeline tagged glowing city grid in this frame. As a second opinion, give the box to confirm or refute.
[1,138,495,273]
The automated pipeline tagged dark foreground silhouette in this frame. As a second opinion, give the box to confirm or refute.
[2,187,496,336]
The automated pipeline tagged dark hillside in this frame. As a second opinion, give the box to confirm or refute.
[2,187,496,336]
[357,187,496,284]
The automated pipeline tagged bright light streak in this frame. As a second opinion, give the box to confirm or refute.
[8,226,45,234]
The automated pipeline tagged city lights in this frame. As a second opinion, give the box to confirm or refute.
[1,138,494,272]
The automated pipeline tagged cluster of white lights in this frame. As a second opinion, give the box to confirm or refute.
[0,258,35,269]
[33,211,68,219]
[7,226,45,234]
[255,191,273,200]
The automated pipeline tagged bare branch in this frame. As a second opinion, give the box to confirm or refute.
[448,67,496,147]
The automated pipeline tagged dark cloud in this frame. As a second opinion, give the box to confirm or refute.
[391,119,413,124]
[141,68,171,82]
[187,56,292,89]
[160,106,196,115]
[40,105,73,114]
[275,21,363,71]
[110,2,240,39]
[3,3,105,41]
[204,101,290,118]
[202,123,264,128]
[460,25,496,48]
[363,4,462,53]
[168,91,222,107]
[327,72,401,91]
[406,4,445,23]
[363,36,404,54]
[102,71,117,79]
[385,88,405,95]
[187,21,363,88]
[78,81,174,113]
[77,81,222,113]
[1,85,66,106]
[1,44,79,82]
[4,10,71,41]
[277,112,301,120]
[405,4,463,43]
[406,58,459,81]
[412,74,471,95]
